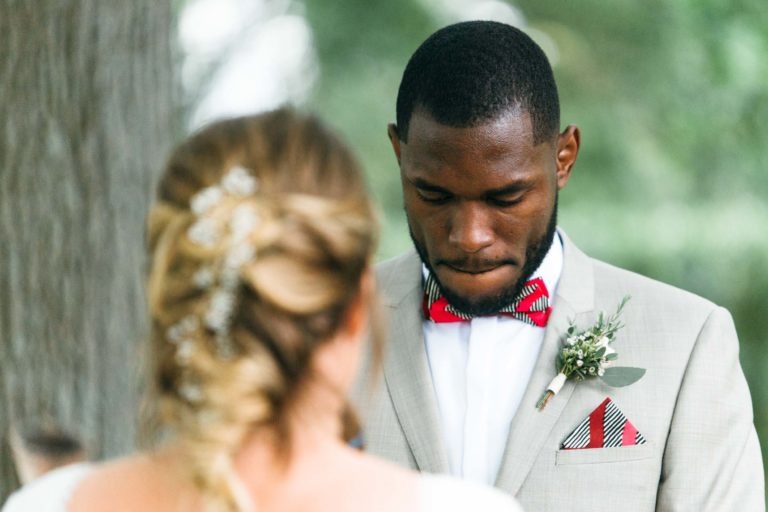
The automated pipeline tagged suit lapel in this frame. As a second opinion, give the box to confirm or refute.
[494,231,596,493]
[380,252,450,473]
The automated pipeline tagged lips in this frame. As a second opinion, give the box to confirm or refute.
[444,263,500,275]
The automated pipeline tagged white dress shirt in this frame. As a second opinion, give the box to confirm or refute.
[423,234,563,485]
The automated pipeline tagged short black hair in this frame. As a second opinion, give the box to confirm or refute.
[395,21,560,145]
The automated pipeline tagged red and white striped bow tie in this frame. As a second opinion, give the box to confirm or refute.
[422,273,552,327]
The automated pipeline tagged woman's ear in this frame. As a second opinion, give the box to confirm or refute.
[310,266,375,391]
[341,267,374,342]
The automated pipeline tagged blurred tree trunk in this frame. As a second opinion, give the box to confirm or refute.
[0,0,175,500]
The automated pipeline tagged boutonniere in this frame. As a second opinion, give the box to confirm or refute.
[536,296,645,411]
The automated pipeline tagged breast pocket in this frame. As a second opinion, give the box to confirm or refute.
[555,443,655,465]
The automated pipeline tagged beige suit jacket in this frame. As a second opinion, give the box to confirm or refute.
[353,231,765,511]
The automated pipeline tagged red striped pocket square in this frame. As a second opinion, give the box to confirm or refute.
[561,397,647,449]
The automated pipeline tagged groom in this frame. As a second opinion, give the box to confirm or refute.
[354,21,764,510]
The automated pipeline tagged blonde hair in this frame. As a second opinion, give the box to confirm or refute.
[144,109,379,511]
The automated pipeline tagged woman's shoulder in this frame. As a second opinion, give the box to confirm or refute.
[66,448,196,511]
[419,473,523,511]
[2,463,94,512]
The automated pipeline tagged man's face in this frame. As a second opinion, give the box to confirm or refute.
[388,109,578,315]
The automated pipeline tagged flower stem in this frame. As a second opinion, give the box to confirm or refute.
[536,390,554,411]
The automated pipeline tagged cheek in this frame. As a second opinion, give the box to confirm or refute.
[404,195,443,239]
[497,200,554,242]
[407,208,443,247]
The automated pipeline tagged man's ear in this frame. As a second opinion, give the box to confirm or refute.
[387,123,402,165]
[555,125,580,190]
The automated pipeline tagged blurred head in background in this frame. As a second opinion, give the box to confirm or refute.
[9,427,87,485]
[388,21,580,315]
[145,107,380,511]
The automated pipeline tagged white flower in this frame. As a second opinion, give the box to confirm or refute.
[190,185,224,215]
[596,335,612,348]
[229,204,260,241]
[215,333,236,359]
[219,266,239,289]
[178,315,199,333]
[225,243,256,269]
[598,368,605,377]
[179,382,204,403]
[187,218,219,247]
[167,315,198,343]
[166,322,185,343]
[193,267,215,288]
[222,166,258,196]
[205,289,235,332]
[175,340,195,364]
[576,359,584,367]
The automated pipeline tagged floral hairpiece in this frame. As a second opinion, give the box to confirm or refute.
[166,165,260,402]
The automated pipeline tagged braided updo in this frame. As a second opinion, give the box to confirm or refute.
[144,109,379,511]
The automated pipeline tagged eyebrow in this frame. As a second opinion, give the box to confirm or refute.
[409,177,529,196]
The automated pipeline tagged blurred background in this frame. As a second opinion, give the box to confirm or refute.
[1,0,766,500]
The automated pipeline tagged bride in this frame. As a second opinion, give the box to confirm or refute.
[3,108,522,512]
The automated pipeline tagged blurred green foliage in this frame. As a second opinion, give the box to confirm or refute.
[302,0,768,487]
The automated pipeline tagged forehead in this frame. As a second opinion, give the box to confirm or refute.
[400,109,552,186]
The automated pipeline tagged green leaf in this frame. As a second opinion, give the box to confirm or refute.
[600,367,646,387]
[605,353,618,361]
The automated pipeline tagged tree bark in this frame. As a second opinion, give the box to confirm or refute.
[0,0,175,500]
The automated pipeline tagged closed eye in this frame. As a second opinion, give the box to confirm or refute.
[417,189,452,204]
[409,177,453,204]
[487,195,523,207]
[485,183,528,208]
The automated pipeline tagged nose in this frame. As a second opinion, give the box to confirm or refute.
[448,202,494,253]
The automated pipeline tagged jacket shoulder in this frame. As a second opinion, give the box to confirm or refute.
[591,258,716,309]
[587,258,726,342]
[374,251,422,306]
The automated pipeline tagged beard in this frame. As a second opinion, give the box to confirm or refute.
[410,197,558,317]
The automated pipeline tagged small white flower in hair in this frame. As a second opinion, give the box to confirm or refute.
[215,333,236,360]
[229,204,260,241]
[178,315,200,332]
[193,267,216,289]
[205,289,236,333]
[175,339,196,364]
[187,218,220,247]
[222,165,258,196]
[219,266,240,290]
[166,324,185,344]
[179,381,204,403]
[226,243,256,270]
[190,185,224,215]
[167,315,199,343]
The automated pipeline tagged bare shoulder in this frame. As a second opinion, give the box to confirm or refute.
[69,448,196,512]
[326,451,422,511]
[420,474,523,511]
[328,455,522,512]
[2,463,93,512]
